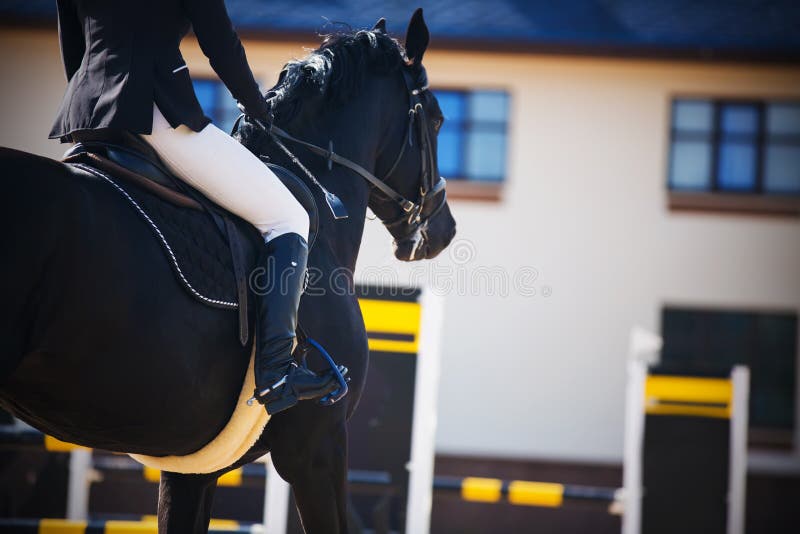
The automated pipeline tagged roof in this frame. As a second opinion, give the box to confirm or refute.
[2,0,799,62]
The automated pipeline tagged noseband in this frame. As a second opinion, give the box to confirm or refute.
[235,66,446,235]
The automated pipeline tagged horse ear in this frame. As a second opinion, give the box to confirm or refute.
[372,18,387,34]
[404,8,429,66]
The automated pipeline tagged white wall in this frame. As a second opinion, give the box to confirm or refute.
[0,30,69,159]
[356,52,800,462]
[2,29,799,463]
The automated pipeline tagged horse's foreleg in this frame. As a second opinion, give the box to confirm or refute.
[158,471,219,534]
[269,406,350,534]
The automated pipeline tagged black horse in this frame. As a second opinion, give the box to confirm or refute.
[0,9,455,533]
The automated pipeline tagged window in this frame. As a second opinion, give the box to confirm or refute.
[661,307,797,448]
[668,99,800,214]
[434,89,510,190]
[192,78,241,133]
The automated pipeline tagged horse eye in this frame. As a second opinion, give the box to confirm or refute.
[433,118,443,132]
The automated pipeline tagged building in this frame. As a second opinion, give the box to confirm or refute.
[1,1,799,532]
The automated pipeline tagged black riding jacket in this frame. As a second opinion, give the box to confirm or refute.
[49,0,268,140]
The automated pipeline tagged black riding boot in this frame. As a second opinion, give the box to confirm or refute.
[253,233,338,415]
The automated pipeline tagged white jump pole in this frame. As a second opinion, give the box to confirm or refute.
[727,366,749,534]
[621,326,661,534]
[66,448,92,520]
[263,454,290,533]
[621,359,646,534]
[404,288,444,534]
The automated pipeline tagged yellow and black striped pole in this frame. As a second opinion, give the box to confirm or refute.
[94,460,621,511]
[0,518,258,533]
[436,476,619,508]
[644,373,734,419]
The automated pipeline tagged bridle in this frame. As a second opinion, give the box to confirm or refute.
[235,65,447,237]
[374,68,447,235]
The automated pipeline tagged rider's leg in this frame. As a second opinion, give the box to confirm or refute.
[141,104,339,414]
[142,104,306,239]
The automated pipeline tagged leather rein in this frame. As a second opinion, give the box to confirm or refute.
[236,67,446,233]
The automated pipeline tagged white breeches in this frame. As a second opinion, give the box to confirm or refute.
[141,104,309,241]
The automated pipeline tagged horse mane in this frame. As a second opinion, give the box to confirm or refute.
[265,26,412,123]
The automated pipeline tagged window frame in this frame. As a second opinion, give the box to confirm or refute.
[432,86,511,201]
[667,96,800,216]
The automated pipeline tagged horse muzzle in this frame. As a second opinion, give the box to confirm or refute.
[392,201,456,261]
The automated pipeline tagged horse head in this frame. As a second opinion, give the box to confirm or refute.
[366,9,457,261]
[236,8,456,262]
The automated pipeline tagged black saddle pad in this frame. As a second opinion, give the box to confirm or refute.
[72,161,250,310]
[129,179,245,308]
[66,139,319,318]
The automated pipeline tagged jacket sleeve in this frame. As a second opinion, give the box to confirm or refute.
[56,0,85,81]
[182,0,268,119]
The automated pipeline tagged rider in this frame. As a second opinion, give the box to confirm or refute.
[49,0,340,415]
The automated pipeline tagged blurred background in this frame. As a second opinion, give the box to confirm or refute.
[1,1,799,533]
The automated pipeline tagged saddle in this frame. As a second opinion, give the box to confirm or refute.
[62,131,319,346]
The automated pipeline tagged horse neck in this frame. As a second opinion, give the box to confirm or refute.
[280,86,388,273]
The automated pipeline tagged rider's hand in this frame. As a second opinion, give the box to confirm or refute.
[233,113,269,156]
[239,97,270,126]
